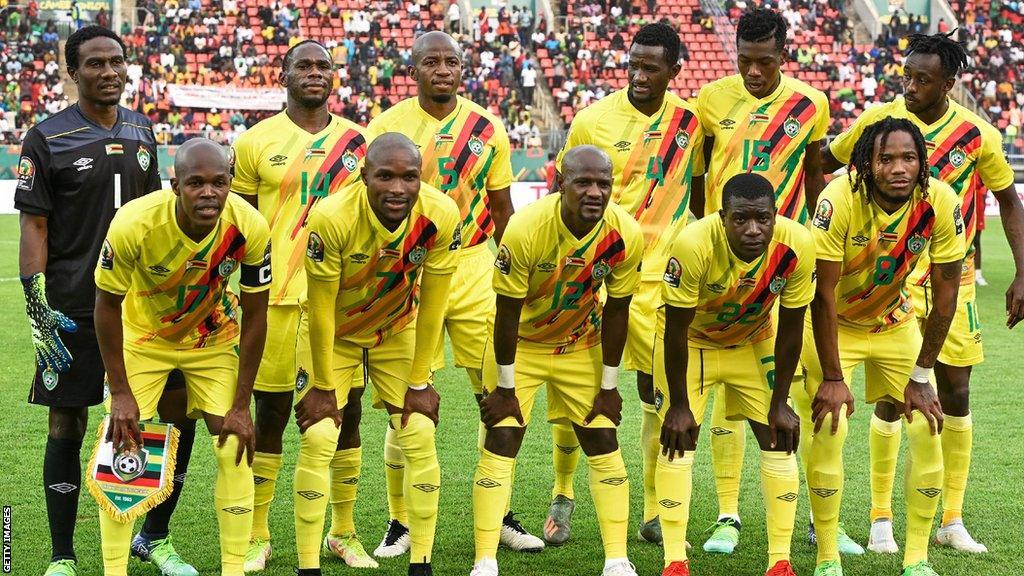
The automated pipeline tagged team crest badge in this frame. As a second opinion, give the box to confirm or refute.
[654,389,664,411]
[907,234,926,255]
[342,151,358,172]
[949,146,966,169]
[137,149,151,171]
[784,116,801,138]
[42,367,59,391]
[675,130,690,149]
[663,257,682,288]
[469,136,484,156]
[295,367,309,392]
[306,232,325,262]
[769,276,787,294]
[218,257,237,277]
[409,246,427,264]
[592,260,611,280]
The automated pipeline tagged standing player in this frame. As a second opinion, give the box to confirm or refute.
[16,26,196,576]
[822,32,1024,553]
[470,146,643,576]
[548,22,703,546]
[694,7,832,555]
[802,118,962,576]
[93,139,271,576]
[366,31,543,555]
[230,39,372,571]
[656,173,814,576]
[301,133,461,576]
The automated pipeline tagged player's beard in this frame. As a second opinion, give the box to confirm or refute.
[294,91,330,109]
[430,93,454,104]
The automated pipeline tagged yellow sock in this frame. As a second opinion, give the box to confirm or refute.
[807,408,848,564]
[213,435,255,576]
[761,451,798,566]
[710,395,745,520]
[505,457,517,516]
[329,447,362,536]
[293,419,340,569]
[473,448,515,561]
[588,450,629,559]
[790,382,814,481]
[869,414,902,522]
[904,412,943,568]
[640,402,661,522]
[391,413,440,564]
[656,450,693,565]
[250,451,282,541]
[383,425,408,525]
[551,423,580,499]
[941,413,972,526]
[99,509,134,576]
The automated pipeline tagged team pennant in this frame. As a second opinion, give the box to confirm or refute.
[86,417,179,523]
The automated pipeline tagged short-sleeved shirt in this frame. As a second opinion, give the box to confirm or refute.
[493,193,643,353]
[95,190,272,349]
[660,213,815,349]
[304,182,461,347]
[231,111,368,306]
[556,88,704,279]
[811,176,964,332]
[367,96,513,249]
[697,74,830,222]
[15,104,162,317]
[827,96,1014,286]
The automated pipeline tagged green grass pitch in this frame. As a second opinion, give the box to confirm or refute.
[1,214,1022,575]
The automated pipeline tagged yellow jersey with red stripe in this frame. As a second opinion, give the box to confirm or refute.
[367,96,513,249]
[493,193,643,353]
[303,182,461,347]
[556,88,704,279]
[231,111,368,306]
[95,190,272,349]
[660,213,815,349]
[811,176,964,332]
[697,74,829,222]
[827,96,1014,286]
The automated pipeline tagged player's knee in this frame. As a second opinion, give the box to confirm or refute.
[301,418,341,461]
[873,400,901,422]
[392,413,437,463]
[575,426,619,457]
[483,426,525,458]
[254,391,292,435]
[48,406,87,440]
[636,372,655,403]
[935,367,970,416]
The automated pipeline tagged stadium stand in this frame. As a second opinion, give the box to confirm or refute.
[0,4,65,144]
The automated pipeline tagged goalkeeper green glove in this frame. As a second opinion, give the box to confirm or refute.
[22,273,78,374]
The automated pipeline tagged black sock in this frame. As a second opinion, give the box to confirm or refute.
[44,436,83,562]
[141,421,196,540]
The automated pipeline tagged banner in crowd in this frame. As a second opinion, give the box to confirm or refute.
[166,85,287,111]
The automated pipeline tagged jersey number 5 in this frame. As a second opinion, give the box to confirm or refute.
[742,139,771,173]
[438,156,459,192]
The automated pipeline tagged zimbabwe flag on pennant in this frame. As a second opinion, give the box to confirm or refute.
[86,417,179,523]
[106,143,124,155]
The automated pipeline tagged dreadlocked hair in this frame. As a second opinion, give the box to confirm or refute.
[847,117,930,203]
[905,32,969,78]
[736,7,788,52]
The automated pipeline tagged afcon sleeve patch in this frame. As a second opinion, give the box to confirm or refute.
[449,226,461,251]
[812,199,833,231]
[306,232,325,262]
[99,239,114,270]
[17,156,35,191]
[953,205,964,235]
[663,257,682,288]
[495,244,511,275]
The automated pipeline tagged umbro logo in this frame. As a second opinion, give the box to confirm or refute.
[173,473,188,483]
[148,264,171,276]
[810,487,838,498]
[48,482,78,493]
[613,140,631,151]
[719,119,736,129]
[222,506,252,515]
[385,462,404,470]
[340,477,358,485]
[538,262,556,272]
[254,476,269,485]
[556,444,578,454]
[600,476,628,486]
[709,427,733,436]
[413,483,440,493]
[852,234,869,246]
[476,478,501,488]
[917,487,941,498]
[73,157,94,171]
[777,492,798,502]
[707,283,726,293]
[350,253,370,264]
[269,154,288,166]
[296,490,324,500]
[659,499,681,508]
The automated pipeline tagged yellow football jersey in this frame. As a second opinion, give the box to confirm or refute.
[95,189,272,349]
[812,176,964,332]
[660,213,815,349]
[828,96,1014,286]
[556,88,705,279]
[493,193,643,353]
[697,74,829,222]
[367,96,513,249]
[304,181,461,347]
[231,111,368,306]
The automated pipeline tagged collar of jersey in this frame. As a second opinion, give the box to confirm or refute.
[742,73,788,103]
[170,194,221,249]
[362,186,411,240]
[415,95,462,126]
[554,195,606,246]
[618,87,669,119]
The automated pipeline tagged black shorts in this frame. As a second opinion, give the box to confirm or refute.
[28,317,186,408]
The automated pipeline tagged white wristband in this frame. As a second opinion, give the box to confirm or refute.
[408,383,429,391]
[600,364,620,391]
[497,363,516,389]
[909,365,931,384]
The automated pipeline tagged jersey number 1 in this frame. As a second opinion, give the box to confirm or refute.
[113,174,122,208]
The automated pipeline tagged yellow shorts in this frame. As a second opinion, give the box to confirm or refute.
[294,310,366,408]
[314,326,420,411]
[254,304,301,393]
[800,318,923,404]
[911,264,983,367]
[623,279,660,375]
[481,340,615,429]
[433,244,495,381]
[122,341,239,420]
[653,337,775,426]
